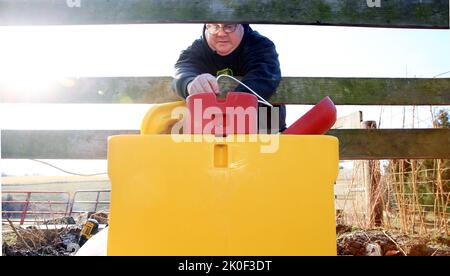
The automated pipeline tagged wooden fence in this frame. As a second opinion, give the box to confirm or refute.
[1,0,449,161]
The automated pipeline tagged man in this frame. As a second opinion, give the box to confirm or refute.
[173,23,286,132]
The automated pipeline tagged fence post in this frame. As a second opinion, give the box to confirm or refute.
[362,120,383,227]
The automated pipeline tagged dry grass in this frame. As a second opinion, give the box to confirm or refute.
[3,218,81,256]
[2,175,110,198]
[336,108,450,239]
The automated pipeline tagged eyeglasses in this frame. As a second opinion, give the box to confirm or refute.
[205,24,238,35]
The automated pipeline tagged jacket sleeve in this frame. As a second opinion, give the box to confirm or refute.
[235,38,281,101]
[173,40,206,99]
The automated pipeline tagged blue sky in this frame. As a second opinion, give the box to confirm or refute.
[0,24,449,175]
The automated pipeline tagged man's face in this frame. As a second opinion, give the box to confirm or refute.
[205,23,244,56]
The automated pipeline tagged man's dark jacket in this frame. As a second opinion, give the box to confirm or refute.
[173,24,286,132]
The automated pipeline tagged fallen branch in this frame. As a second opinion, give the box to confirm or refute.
[431,248,440,256]
[383,230,407,256]
[6,218,33,251]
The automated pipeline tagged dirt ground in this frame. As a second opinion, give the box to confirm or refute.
[3,221,450,256]
[336,224,450,256]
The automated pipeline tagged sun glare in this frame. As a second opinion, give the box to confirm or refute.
[0,75,61,95]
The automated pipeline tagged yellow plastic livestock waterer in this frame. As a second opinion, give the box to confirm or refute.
[107,101,339,256]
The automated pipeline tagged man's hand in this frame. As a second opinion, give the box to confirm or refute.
[187,73,220,95]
